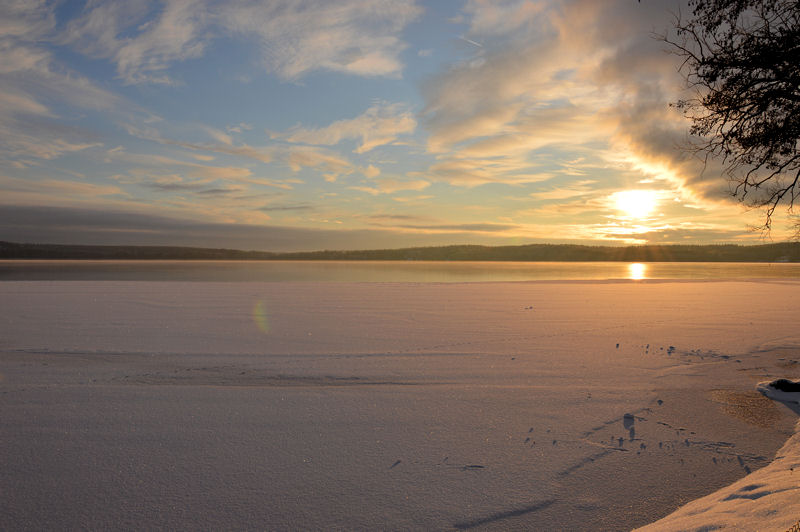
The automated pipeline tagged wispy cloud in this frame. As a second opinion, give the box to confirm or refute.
[350,175,430,195]
[424,155,555,186]
[61,0,209,85]
[121,122,359,183]
[283,145,354,182]
[0,0,55,40]
[201,125,233,146]
[107,148,294,191]
[462,0,546,37]
[366,213,432,222]
[0,3,154,165]
[275,102,416,153]
[529,180,598,200]
[419,0,732,212]
[219,0,422,80]
[366,220,521,234]
[56,0,422,84]
[0,174,124,198]
[258,203,314,212]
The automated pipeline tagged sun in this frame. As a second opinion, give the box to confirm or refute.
[612,190,659,219]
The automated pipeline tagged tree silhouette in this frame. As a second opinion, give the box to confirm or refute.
[665,0,800,233]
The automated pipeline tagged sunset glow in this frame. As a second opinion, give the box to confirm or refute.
[613,190,660,220]
[0,1,789,250]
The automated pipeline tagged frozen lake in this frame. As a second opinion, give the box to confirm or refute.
[2,279,800,529]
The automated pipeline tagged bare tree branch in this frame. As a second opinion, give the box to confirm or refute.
[661,0,800,235]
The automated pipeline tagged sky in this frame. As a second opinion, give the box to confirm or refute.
[0,0,794,251]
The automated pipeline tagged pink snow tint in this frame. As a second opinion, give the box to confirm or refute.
[2,280,800,529]
[638,381,800,531]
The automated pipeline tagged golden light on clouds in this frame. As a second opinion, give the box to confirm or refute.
[0,0,785,250]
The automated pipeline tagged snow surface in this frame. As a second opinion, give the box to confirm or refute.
[637,385,800,531]
[1,280,799,530]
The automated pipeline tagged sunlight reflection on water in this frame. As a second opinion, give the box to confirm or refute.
[2,260,800,282]
[628,263,647,280]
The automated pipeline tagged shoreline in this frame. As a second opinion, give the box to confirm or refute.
[638,401,800,530]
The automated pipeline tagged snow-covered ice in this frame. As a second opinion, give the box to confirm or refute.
[1,280,799,530]
[638,380,800,531]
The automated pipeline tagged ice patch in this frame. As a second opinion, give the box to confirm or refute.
[637,381,800,531]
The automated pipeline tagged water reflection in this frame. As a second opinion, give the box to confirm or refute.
[3,260,800,282]
[628,263,647,280]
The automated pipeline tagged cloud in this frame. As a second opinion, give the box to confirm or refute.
[0,112,103,161]
[529,180,598,200]
[350,178,429,195]
[219,0,422,80]
[0,174,124,197]
[424,155,555,186]
[57,0,422,84]
[139,179,245,196]
[522,196,609,217]
[275,102,416,153]
[0,0,55,40]
[419,0,736,207]
[258,203,314,212]
[226,122,253,134]
[0,39,51,74]
[201,126,233,146]
[119,123,360,184]
[0,88,50,116]
[283,145,354,181]
[0,204,529,251]
[107,148,299,192]
[462,0,546,38]
[366,214,431,222]
[0,3,156,166]
[121,122,275,163]
[61,0,209,85]
[366,220,521,234]
[392,195,433,203]
[584,222,760,245]
[363,164,381,178]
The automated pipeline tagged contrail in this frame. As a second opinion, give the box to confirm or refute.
[458,35,483,48]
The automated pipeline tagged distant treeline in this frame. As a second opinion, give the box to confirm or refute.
[2,240,800,262]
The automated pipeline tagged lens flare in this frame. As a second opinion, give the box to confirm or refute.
[253,300,270,334]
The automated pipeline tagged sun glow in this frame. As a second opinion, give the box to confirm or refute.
[613,190,659,219]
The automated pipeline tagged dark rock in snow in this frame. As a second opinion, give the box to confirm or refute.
[769,379,800,392]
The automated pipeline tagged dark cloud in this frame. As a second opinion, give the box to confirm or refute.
[377,222,520,233]
[604,226,757,244]
[258,204,314,212]
[197,188,238,196]
[366,214,429,222]
[140,183,244,197]
[0,204,529,251]
[144,182,204,192]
